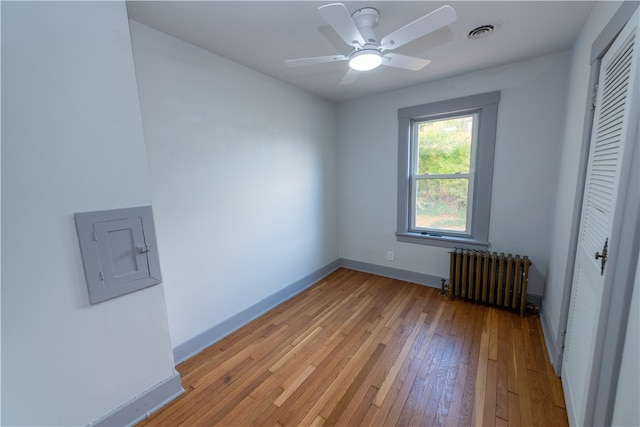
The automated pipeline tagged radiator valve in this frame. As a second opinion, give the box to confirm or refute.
[525,301,540,317]
[439,279,450,297]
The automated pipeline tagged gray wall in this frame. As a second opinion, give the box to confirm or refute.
[1,3,177,425]
[336,52,570,296]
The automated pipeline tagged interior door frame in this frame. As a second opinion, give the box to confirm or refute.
[557,2,639,425]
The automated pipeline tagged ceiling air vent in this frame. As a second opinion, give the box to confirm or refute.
[468,21,502,40]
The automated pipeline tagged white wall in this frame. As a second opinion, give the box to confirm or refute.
[1,3,176,425]
[128,22,339,349]
[336,52,570,296]
[543,0,623,365]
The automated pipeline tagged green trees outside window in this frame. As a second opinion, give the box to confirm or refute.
[413,115,475,232]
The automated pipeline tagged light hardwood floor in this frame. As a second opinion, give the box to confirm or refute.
[139,268,568,426]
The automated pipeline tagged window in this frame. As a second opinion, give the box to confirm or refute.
[396,91,500,248]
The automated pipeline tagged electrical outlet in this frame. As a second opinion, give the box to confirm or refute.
[387,251,394,261]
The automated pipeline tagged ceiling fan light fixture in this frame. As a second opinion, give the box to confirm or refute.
[349,50,382,71]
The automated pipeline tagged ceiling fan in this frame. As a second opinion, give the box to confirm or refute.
[285,3,457,85]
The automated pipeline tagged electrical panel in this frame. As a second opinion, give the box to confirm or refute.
[75,206,162,304]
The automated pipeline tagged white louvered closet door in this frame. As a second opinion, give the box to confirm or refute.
[562,10,639,427]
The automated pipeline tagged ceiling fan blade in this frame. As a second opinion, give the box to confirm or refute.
[318,3,365,48]
[339,68,360,85]
[285,55,348,68]
[382,53,431,71]
[380,5,456,50]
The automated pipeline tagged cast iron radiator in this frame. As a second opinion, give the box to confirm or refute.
[447,249,531,316]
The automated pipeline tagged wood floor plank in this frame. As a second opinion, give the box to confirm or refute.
[269,326,323,372]
[397,310,446,424]
[419,304,459,427]
[343,385,379,426]
[458,304,485,426]
[397,373,426,426]
[496,415,509,427]
[237,387,281,427]
[522,316,539,372]
[445,361,468,427]
[403,334,446,426]
[359,400,380,426]
[374,311,427,406]
[482,360,498,427]
[506,328,520,396]
[416,301,445,361]
[323,342,386,425]
[273,364,316,407]
[496,358,509,420]
[512,319,535,426]
[472,309,490,426]
[138,268,568,427]
[507,390,522,427]
[528,367,547,427]
[429,324,465,425]
[488,308,499,361]
[496,310,511,420]
[300,298,400,425]
[420,335,458,427]
[273,327,373,426]
[531,318,568,412]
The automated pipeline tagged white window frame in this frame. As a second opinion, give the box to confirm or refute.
[396,91,500,249]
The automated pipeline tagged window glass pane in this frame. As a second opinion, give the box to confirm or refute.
[415,178,468,232]
[417,115,474,175]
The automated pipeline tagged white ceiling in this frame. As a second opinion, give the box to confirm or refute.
[126,1,596,103]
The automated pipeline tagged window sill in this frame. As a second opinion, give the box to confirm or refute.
[396,232,490,249]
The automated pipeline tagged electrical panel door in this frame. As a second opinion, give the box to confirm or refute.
[75,206,162,304]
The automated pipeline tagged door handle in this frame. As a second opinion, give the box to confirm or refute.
[137,245,149,254]
[594,238,608,276]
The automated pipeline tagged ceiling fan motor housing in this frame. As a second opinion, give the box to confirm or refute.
[351,7,379,44]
